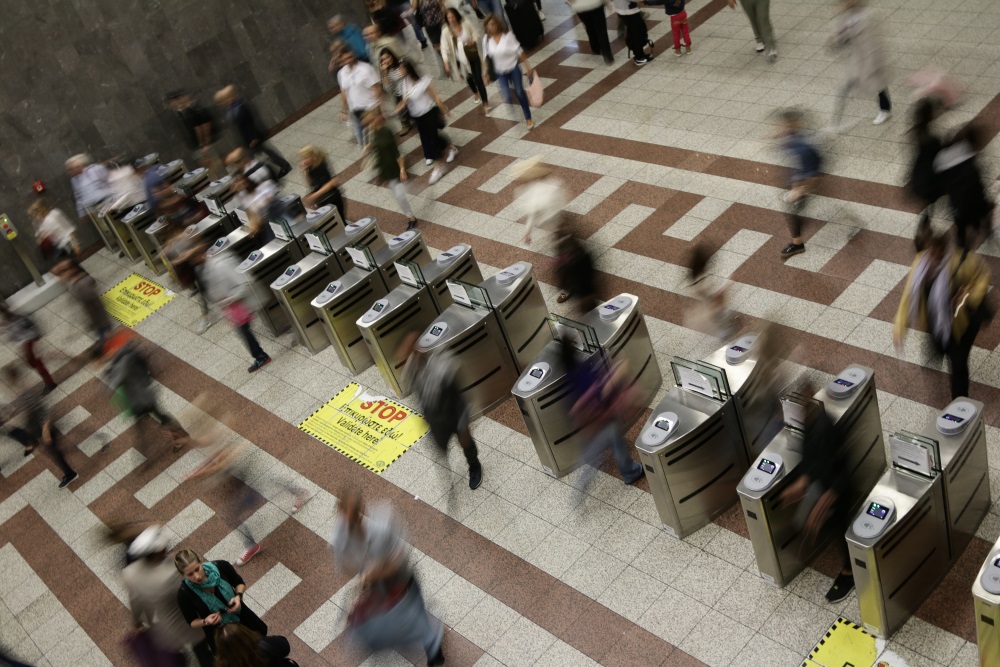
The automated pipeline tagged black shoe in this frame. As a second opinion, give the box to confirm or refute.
[406,218,418,230]
[427,647,445,666]
[826,573,854,602]
[469,464,483,490]
[420,41,428,50]
[248,356,271,373]
[43,384,58,396]
[624,467,646,485]
[780,243,805,258]
[59,472,79,489]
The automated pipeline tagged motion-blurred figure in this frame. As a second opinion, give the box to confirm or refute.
[27,199,79,261]
[514,156,567,249]
[299,145,346,221]
[103,341,190,454]
[894,234,991,399]
[123,526,211,666]
[363,109,419,229]
[226,147,278,192]
[553,219,599,314]
[166,91,224,179]
[51,260,115,358]
[777,110,822,259]
[161,219,218,335]
[935,121,994,252]
[401,333,483,489]
[331,491,445,666]
[66,153,112,222]
[214,85,291,179]
[338,49,384,148]
[1,362,77,488]
[778,386,855,602]
[685,244,735,339]
[562,338,645,485]
[906,97,944,250]
[329,14,369,62]
[828,0,891,128]
[0,303,57,393]
[727,0,775,60]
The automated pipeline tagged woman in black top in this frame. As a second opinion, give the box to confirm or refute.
[174,550,267,655]
[299,145,346,222]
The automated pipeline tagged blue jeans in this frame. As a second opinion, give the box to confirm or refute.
[585,422,644,483]
[477,0,506,24]
[496,65,531,121]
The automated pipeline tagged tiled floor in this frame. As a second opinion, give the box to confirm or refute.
[4,0,1000,665]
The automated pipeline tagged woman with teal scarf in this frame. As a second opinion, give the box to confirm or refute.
[175,550,268,657]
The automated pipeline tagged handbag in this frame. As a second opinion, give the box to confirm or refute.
[526,71,544,107]
[222,301,254,327]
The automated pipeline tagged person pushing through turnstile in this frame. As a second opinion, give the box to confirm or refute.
[778,383,855,602]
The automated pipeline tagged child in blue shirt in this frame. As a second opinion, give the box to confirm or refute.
[778,110,822,258]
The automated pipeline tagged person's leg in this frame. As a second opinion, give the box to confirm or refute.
[351,110,366,146]
[46,431,77,484]
[947,333,975,399]
[878,90,891,112]
[579,8,603,54]
[607,422,644,484]
[681,11,692,47]
[592,8,613,62]
[829,79,856,130]
[388,179,417,219]
[23,339,56,389]
[236,322,269,363]
[468,58,489,108]
[414,111,434,161]
[782,195,806,256]
[456,419,483,489]
[495,69,514,105]
[752,0,775,52]
[506,67,533,121]
[670,14,682,51]
[740,0,763,44]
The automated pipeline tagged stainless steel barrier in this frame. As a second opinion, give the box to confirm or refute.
[480,262,551,372]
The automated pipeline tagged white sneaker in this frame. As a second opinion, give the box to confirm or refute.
[195,312,220,334]
[429,166,444,185]
[755,42,765,53]
[538,10,546,20]
[767,48,778,61]
[873,110,891,125]
[446,146,458,163]
[425,158,433,166]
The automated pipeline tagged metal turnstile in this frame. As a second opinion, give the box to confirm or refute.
[513,316,609,478]
[368,230,431,291]
[270,232,345,354]
[579,294,661,425]
[974,534,1000,666]
[176,168,210,198]
[100,199,143,261]
[86,203,121,253]
[737,366,885,587]
[284,203,343,256]
[357,260,444,398]
[847,397,989,638]
[480,262,551,372]
[121,204,165,275]
[420,244,483,312]
[327,217,387,273]
[311,258,389,374]
[635,357,748,538]
[155,159,187,185]
[235,239,304,335]
[414,280,519,418]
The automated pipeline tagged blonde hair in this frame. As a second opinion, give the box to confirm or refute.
[483,14,508,34]
[28,200,51,221]
[173,549,202,574]
[299,145,327,163]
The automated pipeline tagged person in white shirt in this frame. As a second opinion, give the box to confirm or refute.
[65,154,112,219]
[569,0,612,64]
[513,156,567,249]
[482,15,534,128]
[27,200,79,260]
[441,8,489,115]
[390,57,459,185]
[337,49,384,147]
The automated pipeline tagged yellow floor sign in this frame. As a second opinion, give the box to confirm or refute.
[101,274,175,327]
[299,382,429,474]
[804,618,915,667]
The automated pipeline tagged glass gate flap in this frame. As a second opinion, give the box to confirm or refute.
[445,279,491,311]
[394,259,425,289]
[670,357,731,401]
[889,431,941,478]
[547,314,600,354]
[347,244,377,270]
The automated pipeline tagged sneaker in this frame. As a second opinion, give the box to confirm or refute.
[420,41,428,50]
[634,56,650,66]
[755,41,765,53]
[406,218,418,230]
[469,464,483,490]
[674,48,682,57]
[873,110,891,125]
[624,467,646,485]
[292,496,308,514]
[429,166,444,185]
[446,146,458,163]
[826,572,855,602]
[58,472,79,489]
[538,9,546,20]
[767,48,778,61]
[425,158,433,166]
[248,356,271,373]
[236,543,262,566]
[780,243,805,258]
[685,45,691,54]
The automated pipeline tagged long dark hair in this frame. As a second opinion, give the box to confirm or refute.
[446,7,463,25]
[214,623,266,667]
[398,59,420,83]
[378,48,400,70]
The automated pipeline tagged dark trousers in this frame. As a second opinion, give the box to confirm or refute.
[237,322,268,362]
[413,109,449,161]
[253,142,291,177]
[878,90,891,112]
[787,194,806,238]
[619,12,648,57]
[8,427,75,478]
[947,320,981,399]
[578,7,612,61]
[465,57,489,104]
[24,339,56,388]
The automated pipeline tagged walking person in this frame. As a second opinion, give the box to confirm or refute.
[569,0,613,64]
[166,91,224,178]
[401,333,484,490]
[553,219,599,313]
[392,58,459,185]
[935,121,994,252]
[906,97,944,250]
[482,15,535,128]
[664,0,691,56]
[214,85,292,178]
[413,0,447,75]
[337,49,384,149]
[331,491,445,666]
[776,109,822,258]
[727,0,776,60]
[514,156,566,249]
[363,109,420,229]
[441,8,490,114]
[0,304,57,393]
[27,200,79,261]
[51,260,115,358]
[123,526,212,667]
[614,0,655,64]
[66,154,112,223]
[300,145,347,222]
[1,363,77,488]
[894,234,991,400]
[174,550,268,656]
[828,0,891,128]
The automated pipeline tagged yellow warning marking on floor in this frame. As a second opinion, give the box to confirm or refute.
[299,382,429,474]
[101,273,175,327]
[802,617,879,667]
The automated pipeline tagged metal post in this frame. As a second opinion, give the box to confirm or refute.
[1,214,44,287]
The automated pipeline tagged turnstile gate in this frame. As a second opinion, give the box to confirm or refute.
[327,217,387,273]
[974,534,1000,666]
[847,397,989,638]
[737,366,885,587]
[480,262,551,372]
[121,204,165,275]
[236,239,304,335]
[420,244,483,312]
[176,168,211,198]
[99,199,143,262]
[270,234,345,354]
[311,256,389,374]
[369,230,431,291]
[156,159,187,185]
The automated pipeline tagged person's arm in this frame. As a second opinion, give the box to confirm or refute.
[427,83,449,116]
[177,587,220,629]
[516,49,532,76]
[217,560,247,613]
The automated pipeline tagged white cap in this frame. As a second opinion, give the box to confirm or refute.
[128,526,170,558]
